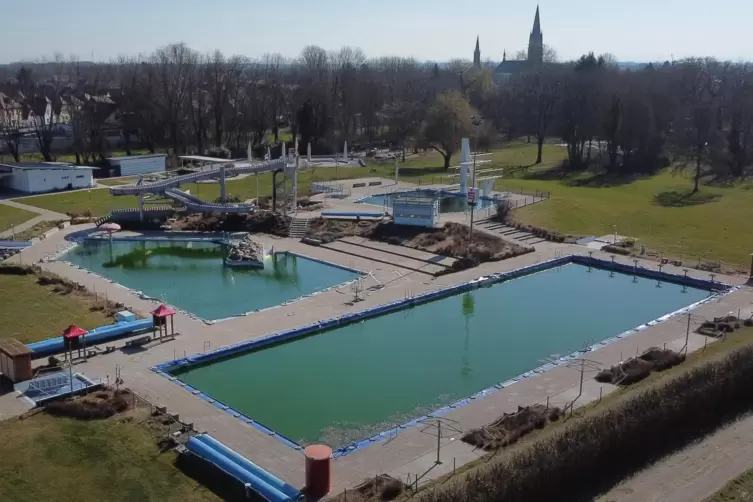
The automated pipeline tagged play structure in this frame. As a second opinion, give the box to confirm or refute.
[108,157,288,220]
[26,315,153,358]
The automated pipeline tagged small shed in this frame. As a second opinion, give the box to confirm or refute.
[107,154,167,177]
[0,338,33,383]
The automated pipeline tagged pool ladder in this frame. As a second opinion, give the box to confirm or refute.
[203,341,211,353]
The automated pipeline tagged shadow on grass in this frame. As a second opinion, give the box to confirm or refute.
[518,165,647,188]
[175,452,269,502]
[398,166,447,177]
[653,190,723,207]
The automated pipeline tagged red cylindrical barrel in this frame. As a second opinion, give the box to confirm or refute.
[304,444,332,498]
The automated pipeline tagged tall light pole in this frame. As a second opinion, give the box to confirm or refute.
[468,115,483,240]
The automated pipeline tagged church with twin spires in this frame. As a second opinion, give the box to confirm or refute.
[473,6,544,79]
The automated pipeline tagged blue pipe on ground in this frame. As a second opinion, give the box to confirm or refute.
[196,434,300,500]
[186,437,291,502]
[27,319,154,358]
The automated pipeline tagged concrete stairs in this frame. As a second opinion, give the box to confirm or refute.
[475,218,547,246]
[289,216,310,238]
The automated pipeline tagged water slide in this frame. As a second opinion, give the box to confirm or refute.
[108,159,286,214]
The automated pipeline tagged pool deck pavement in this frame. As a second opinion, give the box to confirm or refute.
[2,206,753,496]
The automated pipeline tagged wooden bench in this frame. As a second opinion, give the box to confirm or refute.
[124,335,152,348]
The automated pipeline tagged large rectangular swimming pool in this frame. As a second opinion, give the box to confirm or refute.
[171,263,711,448]
[63,240,357,320]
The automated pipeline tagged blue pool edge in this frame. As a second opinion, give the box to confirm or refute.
[58,241,365,324]
[150,254,736,458]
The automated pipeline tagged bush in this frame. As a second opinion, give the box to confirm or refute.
[0,264,35,275]
[419,345,753,502]
[493,200,513,223]
[602,244,632,256]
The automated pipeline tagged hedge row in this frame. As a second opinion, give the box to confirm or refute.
[419,344,753,502]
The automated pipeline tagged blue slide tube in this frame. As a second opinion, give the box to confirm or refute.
[186,437,291,502]
[196,434,300,500]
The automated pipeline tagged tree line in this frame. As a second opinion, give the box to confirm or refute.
[1,45,751,189]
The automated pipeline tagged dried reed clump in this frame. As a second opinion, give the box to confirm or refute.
[696,315,744,337]
[417,345,753,502]
[45,389,131,420]
[595,348,686,386]
[462,404,561,450]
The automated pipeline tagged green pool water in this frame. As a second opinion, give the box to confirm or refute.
[173,263,710,447]
[63,240,357,320]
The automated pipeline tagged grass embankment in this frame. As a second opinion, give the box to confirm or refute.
[411,326,753,502]
[11,220,66,242]
[0,405,218,502]
[0,266,115,344]
[0,204,37,234]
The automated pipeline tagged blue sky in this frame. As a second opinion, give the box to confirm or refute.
[2,0,751,63]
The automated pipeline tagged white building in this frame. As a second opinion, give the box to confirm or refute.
[0,162,95,194]
[107,154,166,177]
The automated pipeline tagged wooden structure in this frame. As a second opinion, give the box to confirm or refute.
[0,338,33,383]
[151,304,177,340]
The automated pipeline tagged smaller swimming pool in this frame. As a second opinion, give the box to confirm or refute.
[358,189,496,213]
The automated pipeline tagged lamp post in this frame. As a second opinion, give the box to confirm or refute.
[468,115,483,240]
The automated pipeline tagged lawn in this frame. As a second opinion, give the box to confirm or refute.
[0,204,37,234]
[0,408,218,502]
[0,272,112,343]
[16,188,140,217]
[11,220,66,242]
[498,163,753,265]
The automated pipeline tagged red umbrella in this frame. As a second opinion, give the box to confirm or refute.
[62,324,88,339]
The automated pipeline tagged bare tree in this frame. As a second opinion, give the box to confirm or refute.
[421,91,477,169]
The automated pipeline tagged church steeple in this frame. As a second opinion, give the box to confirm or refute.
[528,5,544,65]
[473,36,481,68]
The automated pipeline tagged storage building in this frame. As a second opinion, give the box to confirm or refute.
[0,162,95,194]
[0,338,33,383]
[107,154,166,177]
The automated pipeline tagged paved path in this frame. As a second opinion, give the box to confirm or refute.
[599,413,753,502]
[0,199,69,239]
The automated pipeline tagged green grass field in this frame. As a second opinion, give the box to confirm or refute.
[0,410,218,502]
[11,220,66,242]
[0,204,37,234]
[0,273,112,343]
[13,142,753,264]
[706,468,753,502]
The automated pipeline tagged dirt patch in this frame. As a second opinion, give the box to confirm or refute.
[461,404,562,451]
[327,475,408,501]
[168,211,291,236]
[595,347,686,386]
[45,388,132,420]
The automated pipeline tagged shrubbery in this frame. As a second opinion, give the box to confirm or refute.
[418,344,753,502]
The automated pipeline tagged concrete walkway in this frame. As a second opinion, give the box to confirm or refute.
[0,199,69,239]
